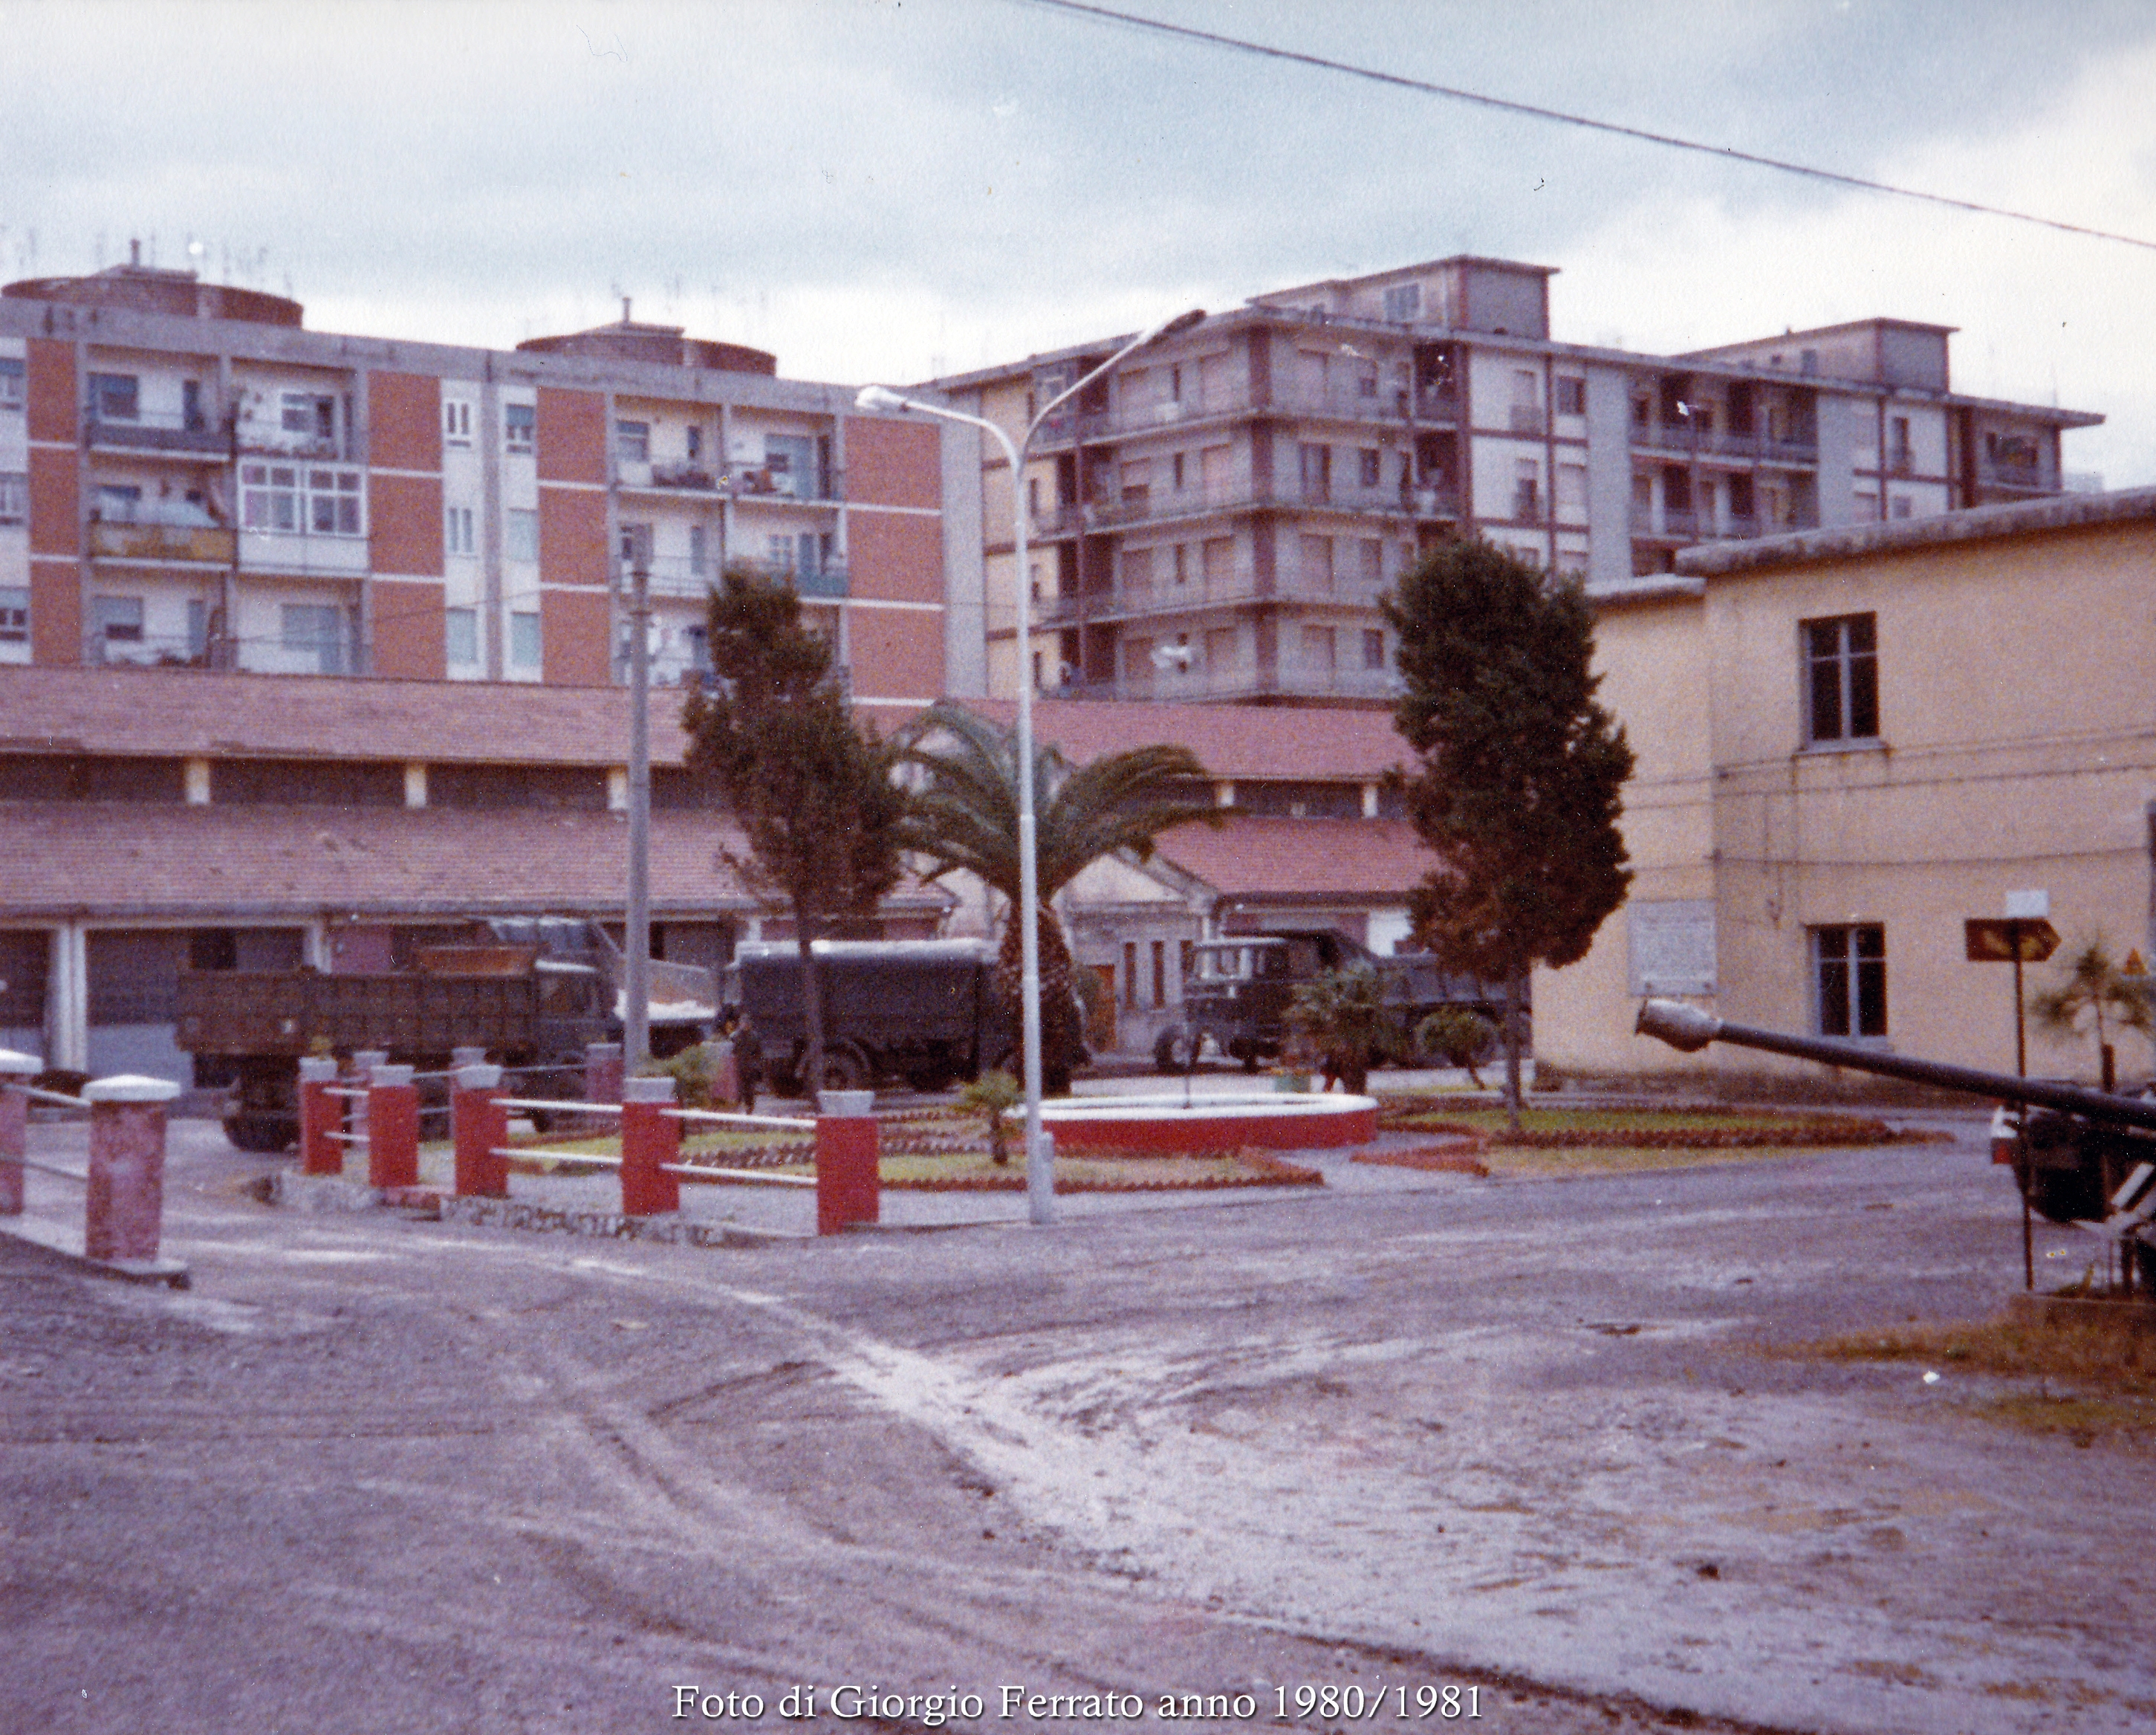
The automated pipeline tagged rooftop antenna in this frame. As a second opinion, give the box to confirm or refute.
[129,237,141,268]
[622,294,632,325]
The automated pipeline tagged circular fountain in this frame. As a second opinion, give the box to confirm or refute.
[1040,1089,1377,1153]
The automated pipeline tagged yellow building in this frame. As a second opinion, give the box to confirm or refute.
[1538,487,2156,1086]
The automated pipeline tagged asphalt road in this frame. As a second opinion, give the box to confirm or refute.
[2,1109,2149,1735]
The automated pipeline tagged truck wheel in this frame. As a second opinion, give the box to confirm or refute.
[1153,1029,1195,1074]
[813,1043,872,1094]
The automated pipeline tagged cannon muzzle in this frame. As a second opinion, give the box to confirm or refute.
[1634,997,2156,1132]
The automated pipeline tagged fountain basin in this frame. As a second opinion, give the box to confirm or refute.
[1041,1091,1377,1152]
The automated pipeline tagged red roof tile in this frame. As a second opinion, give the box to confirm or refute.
[1152,814,1436,898]
[0,666,696,767]
[943,698,1410,782]
[0,800,949,924]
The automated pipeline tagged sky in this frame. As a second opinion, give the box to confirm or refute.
[7,0,2156,485]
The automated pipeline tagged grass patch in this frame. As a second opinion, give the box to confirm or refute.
[1801,1310,2156,1446]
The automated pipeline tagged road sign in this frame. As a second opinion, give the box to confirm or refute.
[1964,918,2061,964]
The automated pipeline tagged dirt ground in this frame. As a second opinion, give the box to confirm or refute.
[2,1108,2149,1734]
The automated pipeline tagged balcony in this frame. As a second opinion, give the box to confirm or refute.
[1508,404,1547,436]
[1274,382,1415,424]
[89,519,236,565]
[733,555,848,599]
[728,464,839,505]
[84,409,228,455]
[1510,490,1545,526]
[1056,663,1401,705]
[1978,457,2054,493]
[629,555,721,599]
[617,460,723,495]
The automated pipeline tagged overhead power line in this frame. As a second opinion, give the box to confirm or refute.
[1021,0,2156,253]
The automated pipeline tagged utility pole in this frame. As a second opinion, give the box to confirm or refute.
[625,529,652,1071]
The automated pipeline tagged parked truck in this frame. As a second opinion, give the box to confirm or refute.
[725,938,1086,1096]
[1153,928,1512,1073]
[177,916,715,1152]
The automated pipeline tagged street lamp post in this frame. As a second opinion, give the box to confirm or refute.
[856,306,1204,1225]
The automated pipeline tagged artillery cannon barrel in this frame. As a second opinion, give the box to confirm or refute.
[1635,998,2156,1132]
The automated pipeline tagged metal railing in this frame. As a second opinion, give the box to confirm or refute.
[83,409,229,454]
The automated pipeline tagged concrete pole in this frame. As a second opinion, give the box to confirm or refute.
[0,1048,39,1215]
[625,535,653,1071]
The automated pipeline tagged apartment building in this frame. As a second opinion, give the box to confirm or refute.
[929,256,2100,707]
[0,256,954,713]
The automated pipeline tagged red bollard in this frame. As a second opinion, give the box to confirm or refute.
[620,1076,681,1216]
[83,1074,181,1263]
[815,1090,879,1236]
[366,1063,421,1190]
[0,1048,39,1216]
[452,1063,509,1198]
[297,1056,341,1175]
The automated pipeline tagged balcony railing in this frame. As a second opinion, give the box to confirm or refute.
[1055,664,1403,705]
[1631,504,1816,541]
[84,409,229,455]
[89,520,236,563]
[1508,403,1546,436]
[1977,457,2054,491]
[1035,479,1452,538]
[628,555,721,598]
[731,555,848,598]
[728,465,839,504]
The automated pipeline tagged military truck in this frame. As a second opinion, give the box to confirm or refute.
[177,917,714,1151]
[1153,928,1510,1072]
[725,938,1085,1095]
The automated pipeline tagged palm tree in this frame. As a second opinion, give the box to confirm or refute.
[895,701,1219,1091]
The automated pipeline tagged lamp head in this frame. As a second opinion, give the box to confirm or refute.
[1140,308,1207,345]
[854,385,909,413]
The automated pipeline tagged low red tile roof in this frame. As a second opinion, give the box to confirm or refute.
[0,800,949,924]
[958,697,1411,782]
[0,666,694,767]
[1153,814,1435,898]
[0,667,1412,785]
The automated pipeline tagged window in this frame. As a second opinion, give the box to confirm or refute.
[0,586,28,644]
[1358,448,1381,489]
[0,357,24,411]
[88,372,139,421]
[1204,625,1239,669]
[1171,453,1185,491]
[510,610,542,669]
[504,403,536,453]
[1359,538,1383,587]
[1557,463,1588,519]
[1513,458,1542,522]
[444,505,475,556]
[1172,544,1188,585]
[1123,942,1138,1010]
[764,435,815,498]
[689,523,710,576]
[1382,282,1420,321]
[1363,628,1386,671]
[186,600,207,661]
[504,508,539,563]
[1299,535,1333,592]
[280,603,348,675]
[281,392,336,444]
[616,420,650,463]
[619,521,652,566]
[241,463,363,535]
[0,471,26,525]
[1814,925,1886,1038]
[444,400,473,445]
[1803,613,1879,744]
[1299,442,1331,499]
[444,607,478,667]
[1201,536,1234,586]
[1152,940,1166,1009]
[1890,494,1914,520]
[1556,375,1587,417]
[686,426,703,461]
[93,594,144,644]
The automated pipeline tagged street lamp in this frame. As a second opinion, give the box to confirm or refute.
[856,305,1205,1225]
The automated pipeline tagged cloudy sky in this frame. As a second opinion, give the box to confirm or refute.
[8,0,2156,484]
